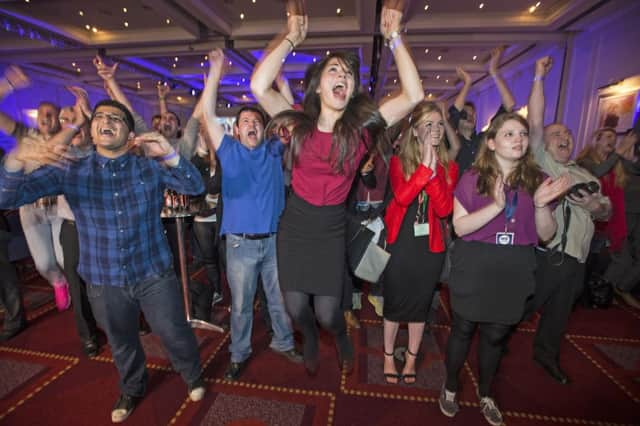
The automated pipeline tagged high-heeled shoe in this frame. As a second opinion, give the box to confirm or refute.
[402,349,418,385]
[383,350,401,384]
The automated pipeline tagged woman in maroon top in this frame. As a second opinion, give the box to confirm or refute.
[251,6,423,375]
[438,113,570,425]
[382,101,458,384]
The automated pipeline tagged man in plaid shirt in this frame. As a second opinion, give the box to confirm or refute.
[0,99,206,423]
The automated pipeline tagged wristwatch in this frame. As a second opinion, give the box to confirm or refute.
[389,30,400,41]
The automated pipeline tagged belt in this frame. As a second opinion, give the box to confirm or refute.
[233,233,274,240]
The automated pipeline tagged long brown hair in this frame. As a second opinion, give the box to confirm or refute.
[398,101,450,181]
[576,128,626,188]
[473,112,543,196]
[291,52,386,174]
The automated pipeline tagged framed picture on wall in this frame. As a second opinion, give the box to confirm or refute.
[597,91,639,133]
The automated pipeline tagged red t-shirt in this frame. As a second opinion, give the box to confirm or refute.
[292,128,369,206]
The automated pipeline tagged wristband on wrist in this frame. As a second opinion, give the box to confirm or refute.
[160,150,178,162]
[533,76,544,82]
[284,37,295,51]
[65,123,80,132]
[389,34,402,52]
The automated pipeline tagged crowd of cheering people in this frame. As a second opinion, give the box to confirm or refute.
[0,5,639,426]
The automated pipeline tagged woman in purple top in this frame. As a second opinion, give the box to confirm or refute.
[438,113,570,425]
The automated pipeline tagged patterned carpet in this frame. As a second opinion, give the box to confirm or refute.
[1,267,639,426]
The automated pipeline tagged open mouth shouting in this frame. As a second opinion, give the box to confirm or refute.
[99,127,116,137]
[332,82,347,101]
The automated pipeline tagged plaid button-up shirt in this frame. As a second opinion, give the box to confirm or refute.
[0,151,204,286]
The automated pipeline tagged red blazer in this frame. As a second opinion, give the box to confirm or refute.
[384,156,459,252]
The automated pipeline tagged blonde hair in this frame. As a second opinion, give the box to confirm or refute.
[398,101,449,181]
[473,112,543,195]
[576,128,626,188]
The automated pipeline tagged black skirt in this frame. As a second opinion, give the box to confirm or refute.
[277,193,346,297]
[383,198,444,322]
[448,239,536,325]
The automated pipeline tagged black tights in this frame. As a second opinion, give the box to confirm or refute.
[444,311,513,397]
[283,291,351,363]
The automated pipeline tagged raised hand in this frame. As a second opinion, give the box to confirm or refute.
[14,134,71,168]
[67,86,91,120]
[5,65,30,90]
[535,56,552,79]
[157,83,171,99]
[493,175,506,209]
[208,48,225,75]
[133,132,174,159]
[93,56,119,81]
[380,6,402,40]
[286,13,308,47]
[456,66,471,85]
[534,174,571,208]
[488,46,505,76]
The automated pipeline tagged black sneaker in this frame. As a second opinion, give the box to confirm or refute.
[224,360,247,381]
[111,394,141,423]
[82,338,99,358]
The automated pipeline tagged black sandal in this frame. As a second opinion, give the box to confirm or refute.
[383,350,401,384]
[402,349,418,385]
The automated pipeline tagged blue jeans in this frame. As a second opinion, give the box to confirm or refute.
[87,269,202,397]
[226,233,294,362]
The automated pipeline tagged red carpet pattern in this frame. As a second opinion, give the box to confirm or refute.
[0,268,639,425]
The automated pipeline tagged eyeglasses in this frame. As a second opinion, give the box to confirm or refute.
[93,112,126,125]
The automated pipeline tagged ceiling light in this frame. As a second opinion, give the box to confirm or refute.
[424,4,429,11]
[226,103,231,108]
[300,80,303,84]
[240,13,245,20]
[236,82,240,86]
[191,89,196,96]
[326,50,330,55]
[312,57,317,63]
[437,55,442,61]
[123,7,127,13]
[228,61,232,66]
[172,63,176,68]
[25,0,30,3]
[241,77,246,82]
[166,18,171,24]
[473,55,477,60]
[393,78,397,84]
[292,51,296,56]
[536,1,541,6]
[204,55,208,60]
[200,62,204,67]
[76,68,81,73]
[424,48,429,54]
[242,94,248,99]
[124,21,129,28]
[174,57,179,62]
[136,81,141,88]
[177,96,182,101]
[445,79,449,83]
[78,10,84,16]
[428,93,433,98]
[253,0,256,3]
[72,62,76,67]
[436,75,440,79]
[85,24,91,31]
[91,26,98,33]
[336,8,342,15]
[479,3,484,9]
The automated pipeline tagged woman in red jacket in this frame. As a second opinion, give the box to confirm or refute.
[382,101,459,384]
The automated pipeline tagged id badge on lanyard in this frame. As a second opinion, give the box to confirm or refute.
[414,190,429,237]
[496,190,517,245]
